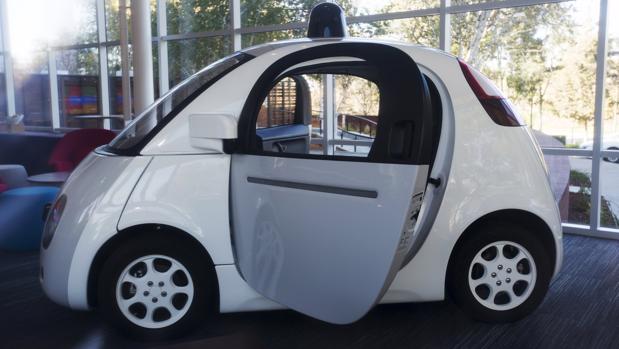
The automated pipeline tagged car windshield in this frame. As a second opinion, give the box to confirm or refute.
[106,52,253,153]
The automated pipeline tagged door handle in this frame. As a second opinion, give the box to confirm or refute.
[389,121,414,159]
[428,177,441,187]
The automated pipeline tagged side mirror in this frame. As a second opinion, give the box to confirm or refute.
[189,113,237,152]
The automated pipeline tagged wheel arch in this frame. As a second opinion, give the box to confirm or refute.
[86,224,219,310]
[445,209,557,292]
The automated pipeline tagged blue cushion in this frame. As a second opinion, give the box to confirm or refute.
[0,186,59,251]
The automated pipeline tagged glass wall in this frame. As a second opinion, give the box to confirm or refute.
[56,48,101,128]
[0,54,6,121]
[167,36,232,86]
[240,0,321,27]
[13,51,51,127]
[107,45,133,117]
[451,1,599,145]
[350,16,439,47]
[449,0,606,227]
[0,0,616,238]
[600,0,619,230]
[0,25,6,122]
[167,0,230,34]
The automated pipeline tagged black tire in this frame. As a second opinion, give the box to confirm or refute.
[603,147,619,164]
[97,233,216,340]
[447,223,553,323]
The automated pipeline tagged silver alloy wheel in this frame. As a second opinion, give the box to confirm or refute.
[468,241,537,311]
[605,148,619,163]
[115,254,195,329]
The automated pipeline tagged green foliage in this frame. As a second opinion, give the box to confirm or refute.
[570,169,591,188]
[357,0,438,46]
[450,4,570,126]
[167,0,230,33]
[568,169,618,228]
[242,0,318,27]
[550,39,598,133]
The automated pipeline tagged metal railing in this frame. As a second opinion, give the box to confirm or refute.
[338,114,376,153]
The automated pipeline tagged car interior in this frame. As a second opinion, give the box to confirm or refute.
[255,63,443,166]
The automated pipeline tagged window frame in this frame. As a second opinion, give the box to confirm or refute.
[234,42,434,165]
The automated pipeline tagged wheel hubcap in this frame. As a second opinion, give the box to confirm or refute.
[468,241,536,311]
[115,255,194,329]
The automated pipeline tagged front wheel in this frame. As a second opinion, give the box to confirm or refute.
[603,147,619,163]
[97,235,216,339]
[448,224,553,322]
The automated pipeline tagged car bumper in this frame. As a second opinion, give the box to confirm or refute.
[39,153,152,310]
[40,233,76,307]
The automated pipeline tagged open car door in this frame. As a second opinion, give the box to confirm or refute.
[230,42,434,324]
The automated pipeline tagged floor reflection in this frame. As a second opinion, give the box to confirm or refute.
[2,235,619,348]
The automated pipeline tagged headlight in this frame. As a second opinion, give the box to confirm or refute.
[42,194,67,249]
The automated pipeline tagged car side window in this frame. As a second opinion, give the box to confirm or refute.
[257,77,298,129]
[255,73,380,158]
[333,75,379,157]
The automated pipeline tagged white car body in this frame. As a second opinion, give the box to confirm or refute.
[40,37,563,324]
[580,137,619,163]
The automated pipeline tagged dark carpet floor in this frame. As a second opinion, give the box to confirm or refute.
[1,235,618,349]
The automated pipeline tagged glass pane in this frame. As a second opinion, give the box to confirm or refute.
[334,75,379,156]
[539,150,592,226]
[107,45,133,128]
[450,0,507,5]
[254,73,378,158]
[106,0,158,42]
[166,0,229,34]
[106,0,120,42]
[601,0,619,230]
[600,165,619,229]
[167,36,232,88]
[56,48,101,128]
[241,0,322,28]
[9,0,97,46]
[107,44,159,125]
[602,0,619,153]
[349,16,439,47]
[13,52,51,127]
[152,42,160,99]
[109,53,252,151]
[241,29,306,48]
[0,55,5,121]
[308,75,323,144]
[258,77,298,129]
[452,1,598,147]
[346,0,439,16]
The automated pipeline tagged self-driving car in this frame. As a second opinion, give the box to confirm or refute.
[40,3,562,339]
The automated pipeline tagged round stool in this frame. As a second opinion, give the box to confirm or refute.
[0,164,29,188]
[0,186,59,251]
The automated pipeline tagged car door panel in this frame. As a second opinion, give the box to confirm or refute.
[230,154,428,324]
[230,42,434,324]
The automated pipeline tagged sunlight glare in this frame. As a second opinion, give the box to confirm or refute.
[6,0,94,66]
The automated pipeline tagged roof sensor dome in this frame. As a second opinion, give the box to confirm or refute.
[307,2,348,39]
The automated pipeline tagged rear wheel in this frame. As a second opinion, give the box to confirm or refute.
[448,224,552,322]
[97,235,215,339]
